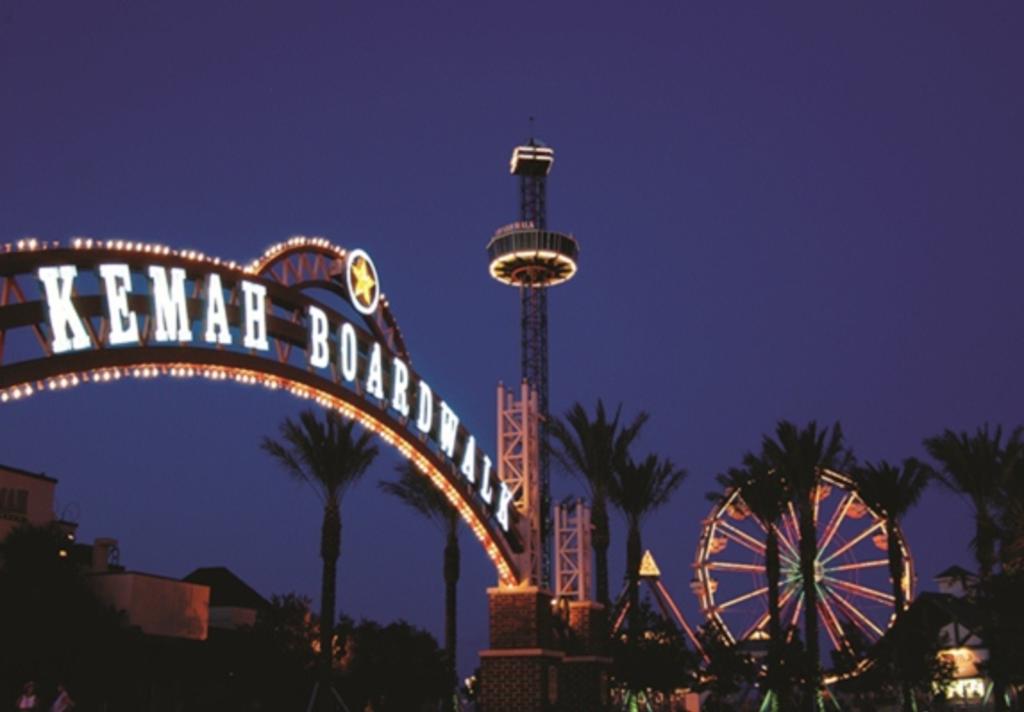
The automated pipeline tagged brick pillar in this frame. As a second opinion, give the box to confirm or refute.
[479,586,565,712]
[567,600,608,652]
[561,600,612,712]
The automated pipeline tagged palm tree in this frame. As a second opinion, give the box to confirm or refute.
[924,425,1024,712]
[712,455,788,710]
[609,453,687,641]
[548,400,649,606]
[379,462,460,709]
[262,408,379,712]
[1000,460,1024,573]
[851,459,930,620]
[852,458,932,712]
[760,420,850,712]
[923,425,1024,581]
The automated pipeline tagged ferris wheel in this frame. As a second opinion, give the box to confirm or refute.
[693,468,913,671]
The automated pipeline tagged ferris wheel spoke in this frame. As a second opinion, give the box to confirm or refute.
[786,502,802,548]
[818,492,855,553]
[818,593,851,653]
[816,597,843,652]
[788,591,805,628]
[826,589,884,640]
[826,558,888,574]
[749,510,799,563]
[717,586,769,611]
[716,520,767,555]
[773,524,801,563]
[824,577,895,605]
[740,586,798,640]
[820,518,885,565]
[742,610,771,641]
[707,561,767,574]
[781,569,802,587]
[744,497,766,533]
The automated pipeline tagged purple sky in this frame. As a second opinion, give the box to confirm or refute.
[2,2,1023,676]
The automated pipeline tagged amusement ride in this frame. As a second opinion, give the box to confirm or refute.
[0,133,919,709]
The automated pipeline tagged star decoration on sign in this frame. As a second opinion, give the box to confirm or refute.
[351,256,377,308]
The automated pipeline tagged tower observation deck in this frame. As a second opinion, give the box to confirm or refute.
[487,138,579,587]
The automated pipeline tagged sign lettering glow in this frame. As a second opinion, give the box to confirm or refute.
[439,402,459,458]
[460,436,476,483]
[416,381,433,434]
[203,273,231,345]
[479,455,494,504]
[365,342,384,400]
[496,483,514,531]
[98,264,139,346]
[339,322,358,383]
[308,306,330,369]
[240,281,268,350]
[31,253,514,533]
[38,266,91,353]
[391,357,410,417]
[149,266,192,343]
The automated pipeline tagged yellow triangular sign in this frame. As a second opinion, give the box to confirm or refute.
[639,550,661,579]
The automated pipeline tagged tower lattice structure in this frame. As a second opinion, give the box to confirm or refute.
[487,138,579,587]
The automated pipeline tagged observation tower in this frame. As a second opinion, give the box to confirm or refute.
[487,138,579,586]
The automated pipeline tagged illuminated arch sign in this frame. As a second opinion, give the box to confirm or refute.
[0,237,523,585]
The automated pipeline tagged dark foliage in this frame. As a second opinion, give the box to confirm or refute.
[261,408,379,712]
[379,462,461,708]
[978,570,1024,706]
[0,523,125,707]
[610,599,698,701]
[609,454,686,644]
[760,419,850,710]
[924,423,1024,711]
[336,617,449,712]
[833,601,953,711]
[694,619,760,710]
[548,400,649,606]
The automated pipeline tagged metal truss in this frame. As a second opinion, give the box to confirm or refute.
[519,173,548,232]
[251,238,410,363]
[554,498,592,601]
[518,166,553,588]
[520,281,552,585]
[496,380,541,585]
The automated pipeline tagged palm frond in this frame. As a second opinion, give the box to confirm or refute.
[261,408,379,503]
[547,399,648,499]
[379,461,457,533]
[761,420,849,502]
[610,453,687,527]
[852,458,933,521]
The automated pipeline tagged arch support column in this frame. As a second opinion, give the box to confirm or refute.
[479,586,563,711]
[479,587,611,711]
[561,600,612,712]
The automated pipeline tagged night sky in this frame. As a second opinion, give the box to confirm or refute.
[2,2,1023,677]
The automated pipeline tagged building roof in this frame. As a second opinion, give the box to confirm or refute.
[903,591,985,639]
[936,564,976,580]
[852,591,989,682]
[184,566,269,610]
[0,462,57,483]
